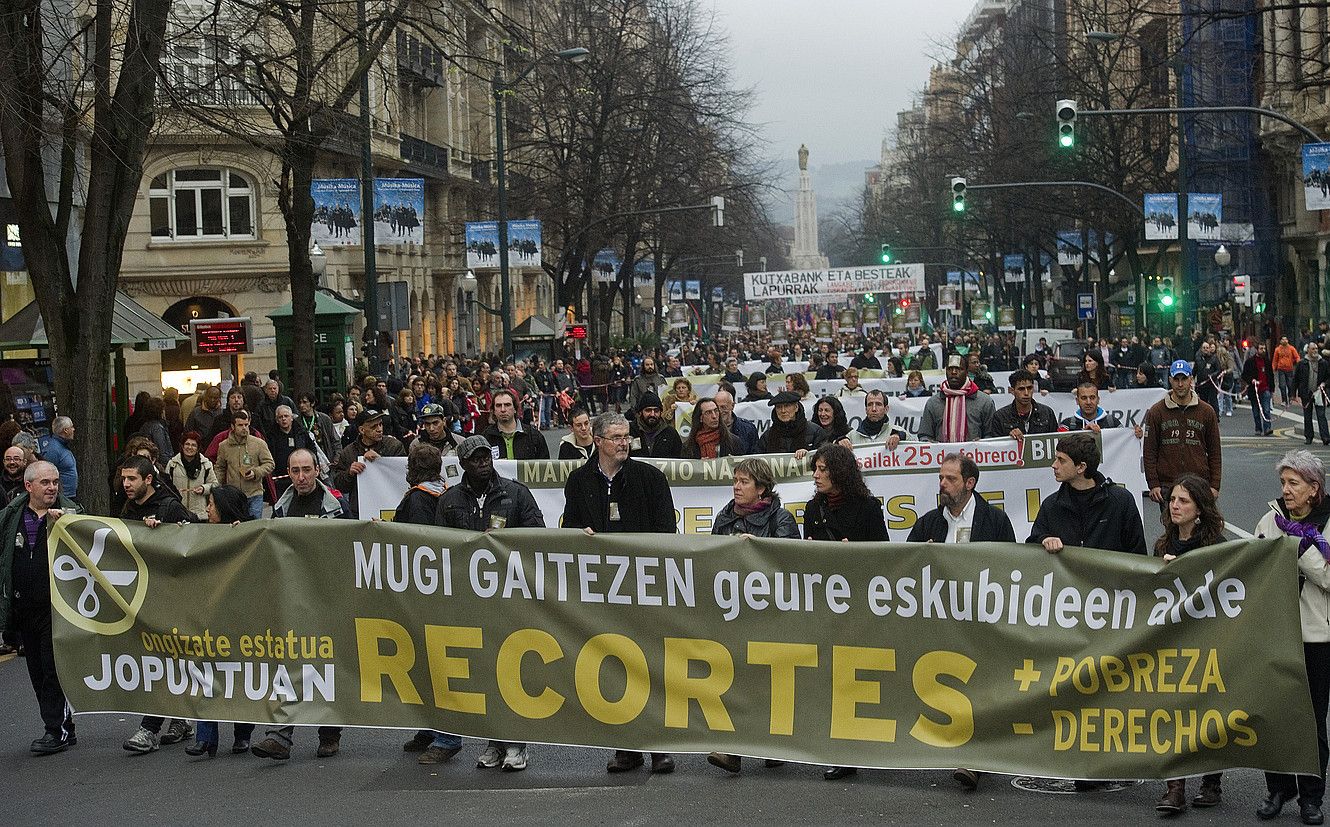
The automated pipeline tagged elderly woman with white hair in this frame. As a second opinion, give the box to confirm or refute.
[1255,449,1330,824]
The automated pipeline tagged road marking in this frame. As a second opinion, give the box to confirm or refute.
[1225,522,1254,539]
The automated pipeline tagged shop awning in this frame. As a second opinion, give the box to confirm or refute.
[0,291,188,350]
[511,315,560,340]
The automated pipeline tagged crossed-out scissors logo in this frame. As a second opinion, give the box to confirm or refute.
[47,516,148,635]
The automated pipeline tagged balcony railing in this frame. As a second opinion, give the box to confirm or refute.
[396,32,444,87]
[400,133,449,177]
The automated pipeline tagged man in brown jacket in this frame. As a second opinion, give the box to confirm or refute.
[1143,360,1222,507]
[212,410,275,519]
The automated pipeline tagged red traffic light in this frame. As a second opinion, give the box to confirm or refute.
[1241,339,1249,348]
[899,297,911,308]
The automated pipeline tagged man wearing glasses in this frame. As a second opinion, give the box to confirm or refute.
[560,411,678,775]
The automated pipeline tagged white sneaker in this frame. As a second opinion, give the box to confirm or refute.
[476,745,503,768]
[123,726,160,754]
[502,745,528,772]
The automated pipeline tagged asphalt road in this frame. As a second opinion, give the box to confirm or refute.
[0,404,1321,825]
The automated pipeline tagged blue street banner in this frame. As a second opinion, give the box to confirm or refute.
[310,179,361,246]
[372,178,424,245]
[592,249,622,284]
[1304,143,1330,210]
[465,221,543,270]
[1003,254,1025,284]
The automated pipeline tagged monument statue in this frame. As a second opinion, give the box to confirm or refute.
[798,144,809,171]
[791,145,828,270]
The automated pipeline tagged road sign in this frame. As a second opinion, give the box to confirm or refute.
[1077,293,1095,320]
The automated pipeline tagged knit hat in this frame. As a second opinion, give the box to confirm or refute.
[636,391,663,413]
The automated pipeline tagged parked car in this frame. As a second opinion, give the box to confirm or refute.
[1046,339,1086,392]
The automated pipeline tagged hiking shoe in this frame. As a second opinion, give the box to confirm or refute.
[123,727,160,754]
[316,736,340,758]
[707,752,741,773]
[418,745,461,765]
[250,737,291,760]
[502,746,528,772]
[476,745,504,768]
[404,731,434,752]
[161,719,194,745]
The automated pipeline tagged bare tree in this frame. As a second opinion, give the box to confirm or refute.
[0,0,171,515]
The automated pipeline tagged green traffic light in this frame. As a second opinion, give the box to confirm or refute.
[1160,294,1174,308]
[1059,135,1074,148]
[952,199,965,213]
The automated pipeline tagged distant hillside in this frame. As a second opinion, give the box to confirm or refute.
[766,158,874,226]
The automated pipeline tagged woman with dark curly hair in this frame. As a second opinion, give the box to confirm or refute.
[785,372,812,400]
[1152,474,1226,813]
[812,396,852,447]
[1078,349,1114,390]
[803,443,886,782]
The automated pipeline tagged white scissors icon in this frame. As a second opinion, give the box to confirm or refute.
[54,527,138,618]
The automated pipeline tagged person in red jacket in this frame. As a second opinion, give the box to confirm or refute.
[1242,343,1275,436]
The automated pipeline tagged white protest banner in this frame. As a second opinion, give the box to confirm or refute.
[675,387,1164,439]
[358,429,1147,542]
[681,370,1015,408]
[744,265,924,302]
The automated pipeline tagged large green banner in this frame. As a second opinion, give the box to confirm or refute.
[49,515,1317,779]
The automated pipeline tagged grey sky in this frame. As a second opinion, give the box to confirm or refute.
[716,0,977,169]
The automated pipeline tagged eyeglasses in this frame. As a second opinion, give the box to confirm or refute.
[598,434,632,444]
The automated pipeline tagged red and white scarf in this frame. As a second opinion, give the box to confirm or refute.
[941,380,979,442]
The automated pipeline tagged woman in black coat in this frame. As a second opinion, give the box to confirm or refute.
[802,443,886,782]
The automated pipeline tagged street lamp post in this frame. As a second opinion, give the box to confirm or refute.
[493,47,590,358]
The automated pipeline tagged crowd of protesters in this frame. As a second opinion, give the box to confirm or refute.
[6,316,1330,821]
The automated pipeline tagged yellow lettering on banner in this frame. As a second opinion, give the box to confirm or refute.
[747,641,818,736]
[1229,710,1257,746]
[496,629,565,720]
[423,625,485,714]
[575,633,650,725]
[664,638,735,732]
[1201,650,1226,693]
[1052,710,1075,750]
[884,496,917,530]
[1103,707,1126,753]
[910,651,975,747]
[1150,709,1171,754]
[830,645,897,742]
[354,618,423,705]
[1026,489,1042,522]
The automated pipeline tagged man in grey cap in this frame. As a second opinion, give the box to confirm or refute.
[917,354,996,442]
[415,402,463,455]
[431,435,543,771]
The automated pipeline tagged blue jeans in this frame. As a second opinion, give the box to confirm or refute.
[1251,390,1274,433]
[247,493,264,520]
[539,396,553,429]
[429,731,462,750]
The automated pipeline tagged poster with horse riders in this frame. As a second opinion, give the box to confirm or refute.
[464,220,543,270]
[372,178,425,245]
[310,179,362,246]
[1303,143,1330,211]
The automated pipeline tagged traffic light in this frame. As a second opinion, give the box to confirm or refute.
[1158,276,1175,308]
[895,296,910,316]
[1233,275,1250,304]
[863,292,877,304]
[1254,293,1267,314]
[950,177,967,212]
[1056,99,1078,148]
[880,243,893,264]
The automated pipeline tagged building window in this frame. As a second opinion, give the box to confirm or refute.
[149,168,255,240]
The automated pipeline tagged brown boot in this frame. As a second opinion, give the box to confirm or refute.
[1192,778,1222,808]
[1157,780,1186,815]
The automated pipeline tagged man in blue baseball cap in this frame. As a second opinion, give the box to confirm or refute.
[1143,358,1222,508]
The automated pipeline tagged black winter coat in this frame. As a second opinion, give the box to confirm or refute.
[484,424,550,461]
[1026,473,1147,554]
[561,458,675,533]
[906,494,1016,543]
[437,476,544,530]
[803,493,887,542]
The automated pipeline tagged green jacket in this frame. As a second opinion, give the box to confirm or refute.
[0,492,80,632]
